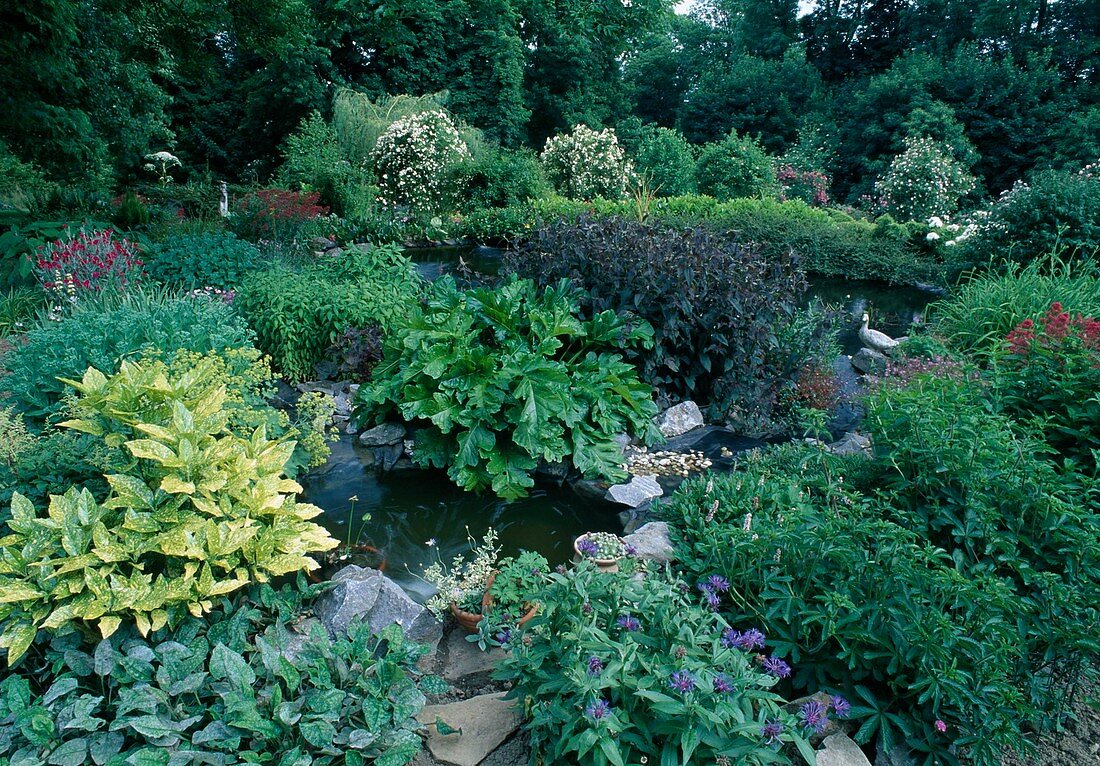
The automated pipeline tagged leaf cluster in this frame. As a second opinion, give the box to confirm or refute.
[143,232,266,291]
[497,563,814,766]
[356,276,659,499]
[0,582,438,766]
[508,216,807,431]
[0,358,338,663]
[234,244,422,380]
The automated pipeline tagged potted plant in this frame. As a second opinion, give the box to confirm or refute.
[574,531,627,572]
[419,528,501,632]
[476,551,550,647]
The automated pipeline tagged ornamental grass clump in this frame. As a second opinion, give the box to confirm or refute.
[496,563,816,765]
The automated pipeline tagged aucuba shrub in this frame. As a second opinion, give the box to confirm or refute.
[0,358,338,662]
[356,276,659,499]
[507,216,807,431]
[540,124,635,201]
[32,228,143,301]
[664,374,1100,766]
[993,302,1100,470]
[0,583,439,764]
[234,244,422,380]
[495,562,816,765]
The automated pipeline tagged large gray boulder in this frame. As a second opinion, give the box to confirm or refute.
[655,401,705,438]
[314,566,442,649]
[359,422,406,447]
[417,693,520,766]
[850,348,887,375]
[622,522,675,564]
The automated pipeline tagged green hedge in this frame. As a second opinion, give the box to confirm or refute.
[460,195,940,285]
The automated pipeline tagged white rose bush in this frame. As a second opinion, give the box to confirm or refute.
[371,109,470,218]
[541,124,635,200]
[874,135,975,222]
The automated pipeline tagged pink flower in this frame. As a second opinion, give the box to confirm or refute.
[934,719,947,733]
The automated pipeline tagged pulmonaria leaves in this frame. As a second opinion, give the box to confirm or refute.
[356,276,659,499]
[0,358,337,663]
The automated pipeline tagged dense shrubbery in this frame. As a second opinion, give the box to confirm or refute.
[356,276,659,499]
[496,562,817,765]
[616,120,697,197]
[507,216,807,431]
[953,166,1100,270]
[0,583,437,765]
[234,244,421,380]
[371,109,470,218]
[464,195,936,284]
[143,231,264,290]
[694,132,777,201]
[873,136,975,222]
[232,189,330,244]
[452,147,551,213]
[0,289,254,425]
[0,358,338,662]
[541,125,635,201]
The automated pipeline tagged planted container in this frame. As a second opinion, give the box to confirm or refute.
[574,532,626,573]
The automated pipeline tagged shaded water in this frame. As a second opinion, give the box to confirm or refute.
[300,247,940,597]
[300,436,621,602]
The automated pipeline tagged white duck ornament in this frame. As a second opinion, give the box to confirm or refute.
[859,313,904,352]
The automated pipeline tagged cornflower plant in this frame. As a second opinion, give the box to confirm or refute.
[496,562,814,765]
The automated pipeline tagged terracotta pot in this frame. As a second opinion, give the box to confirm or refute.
[483,572,539,628]
[573,534,621,573]
[450,602,483,633]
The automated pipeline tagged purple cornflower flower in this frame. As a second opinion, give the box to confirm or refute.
[616,615,641,632]
[704,590,721,610]
[586,656,603,676]
[585,699,611,721]
[712,674,734,694]
[831,695,851,718]
[761,719,784,745]
[624,543,637,556]
[799,700,829,734]
[582,601,593,614]
[705,575,730,593]
[495,627,514,645]
[669,670,697,693]
[577,538,600,557]
[761,655,791,678]
[721,627,766,650]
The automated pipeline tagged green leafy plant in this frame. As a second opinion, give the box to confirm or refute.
[497,562,816,765]
[143,231,264,290]
[0,288,255,425]
[574,532,625,560]
[507,216,807,431]
[694,131,778,201]
[0,286,42,337]
[417,527,501,618]
[475,550,550,647]
[0,357,338,661]
[356,276,659,499]
[0,582,438,765]
[234,245,422,380]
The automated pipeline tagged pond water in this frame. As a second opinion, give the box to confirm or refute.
[300,246,941,598]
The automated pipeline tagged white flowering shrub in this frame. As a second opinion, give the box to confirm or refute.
[874,136,975,222]
[371,109,470,217]
[541,124,635,200]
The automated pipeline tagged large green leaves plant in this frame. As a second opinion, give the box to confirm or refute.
[356,276,659,499]
[0,583,439,765]
[0,358,337,663]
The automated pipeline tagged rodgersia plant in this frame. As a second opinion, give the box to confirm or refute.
[371,109,470,218]
[541,124,636,201]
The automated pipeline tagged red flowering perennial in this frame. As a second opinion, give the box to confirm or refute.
[233,189,328,241]
[1005,302,1100,357]
[33,228,143,298]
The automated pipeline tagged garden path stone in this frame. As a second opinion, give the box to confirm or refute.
[441,629,505,685]
[314,565,442,650]
[818,734,873,766]
[850,347,887,375]
[655,401,705,438]
[623,522,675,564]
[606,475,663,508]
[359,422,406,446]
[828,432,872,457]
[417,693,520,766]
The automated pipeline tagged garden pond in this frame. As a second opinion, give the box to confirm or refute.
[302,246,940,599]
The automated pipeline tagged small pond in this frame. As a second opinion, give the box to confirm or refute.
[301,246,942,597]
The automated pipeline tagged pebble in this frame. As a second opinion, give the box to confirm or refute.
[625,448,712,478]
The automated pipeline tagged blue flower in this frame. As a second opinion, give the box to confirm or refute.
[585,699,611,721]
[761,655,791,678]
[586,656,603,676]
[669,670,697,693]
[616,615,641,632]
[799,700,829,734]
[761,719,784,745]
[705,575,730,593]
[831,695,851,718]
[712,674,734,694]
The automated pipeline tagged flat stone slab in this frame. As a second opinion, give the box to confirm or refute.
[818,734,873,766]
[359,422,406,447]
[606,475,663,508]
[417,693,521,766]
[442,629,506,685]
